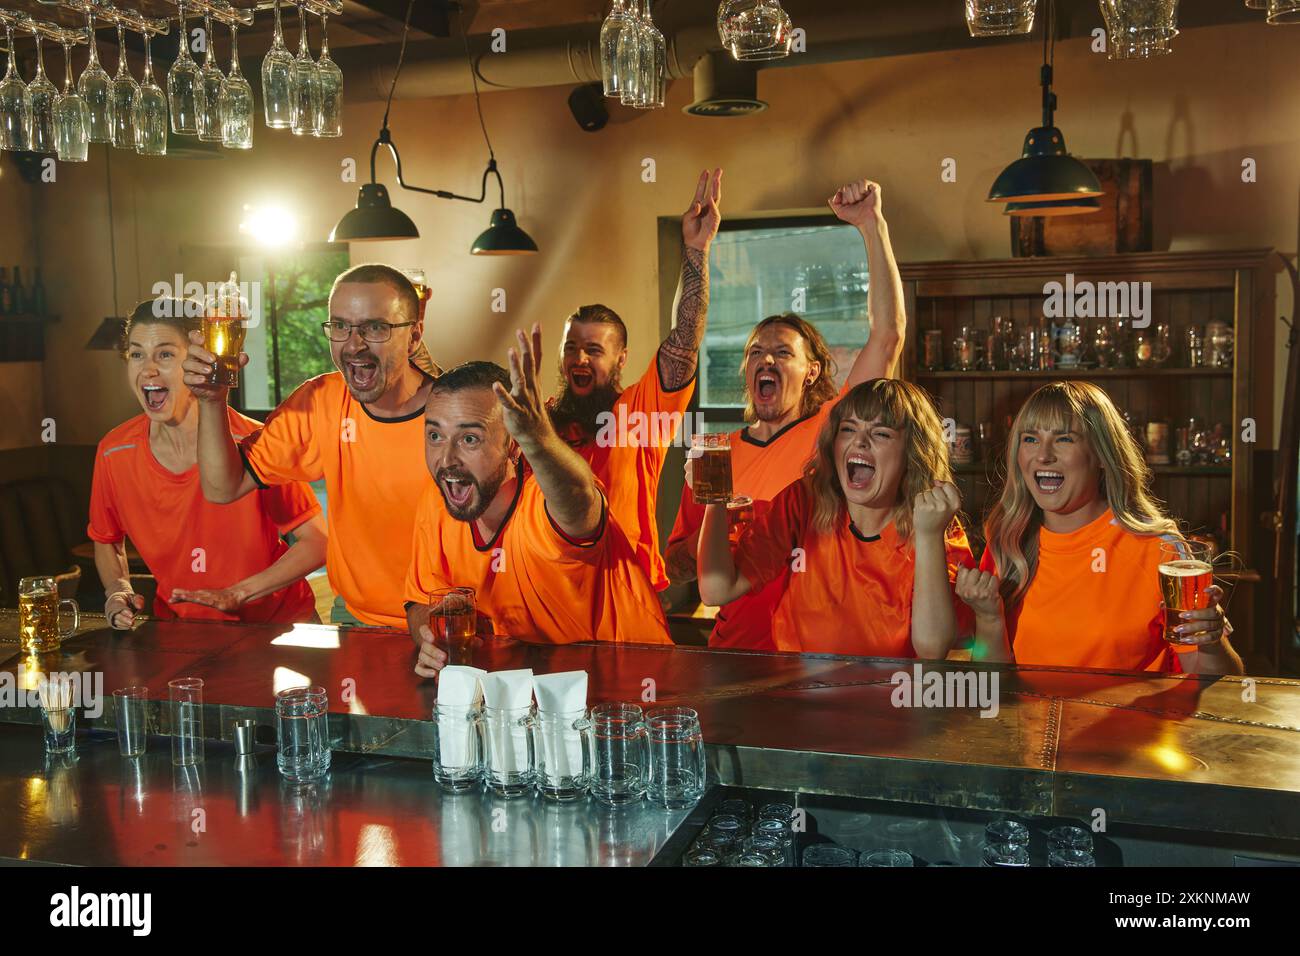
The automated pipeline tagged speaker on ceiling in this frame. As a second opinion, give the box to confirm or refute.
[568,84,609,133]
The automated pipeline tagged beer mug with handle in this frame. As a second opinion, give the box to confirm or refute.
[18,576,78,654]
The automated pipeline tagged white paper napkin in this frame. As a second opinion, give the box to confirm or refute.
[435,666,486,770]
[437,666,487,706]
[480,669,534,773]
[533,671,588,778]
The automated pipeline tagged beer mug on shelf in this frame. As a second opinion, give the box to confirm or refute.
[18,576,78,654]
[1158,539,1215,645]
[202,272,249,388]
[429,587,476,666]
[690,433,733,505]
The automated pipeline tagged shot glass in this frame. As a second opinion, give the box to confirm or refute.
[38,676,76,755]
[860,848,914,867]
[982,842,1031,867]
[168,677,204,767]
[113,686,149,758]
[645,706,706,809]
[275,685,331,782]
[431,701,483,792]
[985,818,1030,846]
[1049,848,1097,867]
[481,704,536,798]
[1048,825,1094,853]
[533,709,593,802]
[589,702,649,807]
[802,844,856,867]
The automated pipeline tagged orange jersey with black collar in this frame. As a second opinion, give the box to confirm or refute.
[553,354,695,592]
[240,370,430,628]
[982,509,1184,672]
[88,408,318,624]
[735,478,976,657]
[404,473,672,646]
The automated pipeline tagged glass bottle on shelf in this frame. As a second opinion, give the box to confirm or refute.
[1144,420,1170,466]
[1053,317,1080,369]
[1205,321,1233,369]
[951,326,977,371]
[1036,317,1053,370]
[922,329,944,372]
[10,266,25,314]
[29,267,46,315]
[1184,326,1204,368]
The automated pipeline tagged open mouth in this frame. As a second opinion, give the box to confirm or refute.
[1034,470,1065,494]
[142,384,169,412]
[755,370,779,402]
[845,455,876,490]
[345,356,380,392]
[570,368,594,390]
[439,474,476,509]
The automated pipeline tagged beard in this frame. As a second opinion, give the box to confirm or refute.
[549,372,622,439]
[435,457,514,523]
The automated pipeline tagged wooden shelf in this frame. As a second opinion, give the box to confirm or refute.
[951,463,1231,477]
[0,313,58,323]
[917,367,1232,380]
[0,316,53,363]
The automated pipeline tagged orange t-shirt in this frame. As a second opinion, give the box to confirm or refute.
[241,369,431,628]
[668,385,847,649]
[983,509,1183,672]
[553,353,694,593]
[88,409,318,624]
[404,470,672,646]
[734,478,976,657]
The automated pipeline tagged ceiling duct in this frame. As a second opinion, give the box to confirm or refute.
[683,52,766,117]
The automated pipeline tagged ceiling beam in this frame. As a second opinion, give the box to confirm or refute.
[347,0,452,38]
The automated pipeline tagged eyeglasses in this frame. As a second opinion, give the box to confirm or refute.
[321,319,416,343]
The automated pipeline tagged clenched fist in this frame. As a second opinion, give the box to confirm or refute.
[829,179,883,230]
[956,567,1003,620]
[912,480,961,536]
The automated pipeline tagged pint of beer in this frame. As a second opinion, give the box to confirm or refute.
[203,272,248,388]
[18,576,79,655]
[430,587,477,665]
[690,433,733,505]
[1158,540,1214,645]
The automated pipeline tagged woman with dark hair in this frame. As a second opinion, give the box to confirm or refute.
[697,378,974,657]
[89,297,326,629]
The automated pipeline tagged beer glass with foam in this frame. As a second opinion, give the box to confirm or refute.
[430,587,477,666]
[1158,539,1215,645]
[690,433,733,505]
[202,272,248,388]
[18,576,79,655]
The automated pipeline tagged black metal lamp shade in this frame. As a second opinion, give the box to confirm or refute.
[471,208,539,256]
[329,183,420,242]
[988,126,1104,204]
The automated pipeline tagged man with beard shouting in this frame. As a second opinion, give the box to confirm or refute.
[548,168,724,596]
[185,263,437,628]
[405,326,671,674]
[664,177,907,650]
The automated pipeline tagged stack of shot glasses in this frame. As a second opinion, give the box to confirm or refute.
[683,798,795,867]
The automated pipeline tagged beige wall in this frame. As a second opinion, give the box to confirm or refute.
[19,19,1300,447]
[0,155,43,451]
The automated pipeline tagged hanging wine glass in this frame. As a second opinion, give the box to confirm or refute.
[262,0,293,129]
[133,28,167,155]
[167,0,200,134]
[196,13,222,143]
[54,33,90,161]
[599,0,632,98]
[26,23,58,154]
[718,0,794,61]
[109,21,137,149]
[77,7,112,142]
[629,0,663,110]
[614,1,643,106]
[219,21,252,149]
[289,5,321,136]
[313,12,342,138]
[0,21,32,152]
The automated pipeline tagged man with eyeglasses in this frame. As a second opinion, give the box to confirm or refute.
[184,263,437,628]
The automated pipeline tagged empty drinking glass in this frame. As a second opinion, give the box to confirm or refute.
[261,0,293,128]
[645,706,706,809]
[77,9,112,142]
[55,36,90,162]
[168,677,203,766]
[860,848,915,867]
[275,685,331,782]
[982,842,1030,867]
[985,818,1030,846]
[219,22,252,149]
[167,1,200,135]
[289,7,320,136]
[590,702,649,807]
[599,0,632,97]
[1049,847,1096,867]
[109,22,137,149]
[1099,0,1179,59]
[802,844,856,867]
[614,3,643,106]
[134,30,167,155]
[0,22,32,151]
[431,701,482,792]
[196,14,222,143]
[26,27,56,154]
[632,0,665,109]
[718,0,794,61]
[481,704,536,798]
[533,708,593,801]
[114,686,149,757]
[965,0,1037,37]
[1048,825,1093,853]
[1269,0,1300,24]
[313,13,342,138]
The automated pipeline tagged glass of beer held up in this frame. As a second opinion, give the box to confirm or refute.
[203,271,249,388]
[1158,540,1215,645]
[430,587,477,665]
[690,433,733,505]
[18,576,79,655]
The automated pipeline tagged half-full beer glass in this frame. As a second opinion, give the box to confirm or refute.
[430,587,476,666]
[1158,539,1214,645]
[690,433,733,505]
[19,576,78,654]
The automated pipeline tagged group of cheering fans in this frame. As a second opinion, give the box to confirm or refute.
[87,171,1243,677]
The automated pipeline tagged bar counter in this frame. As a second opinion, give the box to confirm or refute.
[3,611,1300,866]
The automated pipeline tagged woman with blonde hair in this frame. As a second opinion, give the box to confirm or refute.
[958,381,1241,674]
[698,378,974,657]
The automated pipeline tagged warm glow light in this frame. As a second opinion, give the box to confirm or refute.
[271,624,341,650]
[273,667,314,695]
[239,204,300,248]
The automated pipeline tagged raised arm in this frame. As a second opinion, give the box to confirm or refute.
[696,502,751,606]
[658,168,723,390]
[909,482,963,659]
[828,179,906,387]
[495,325,604,539]
[183,330,259,503]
